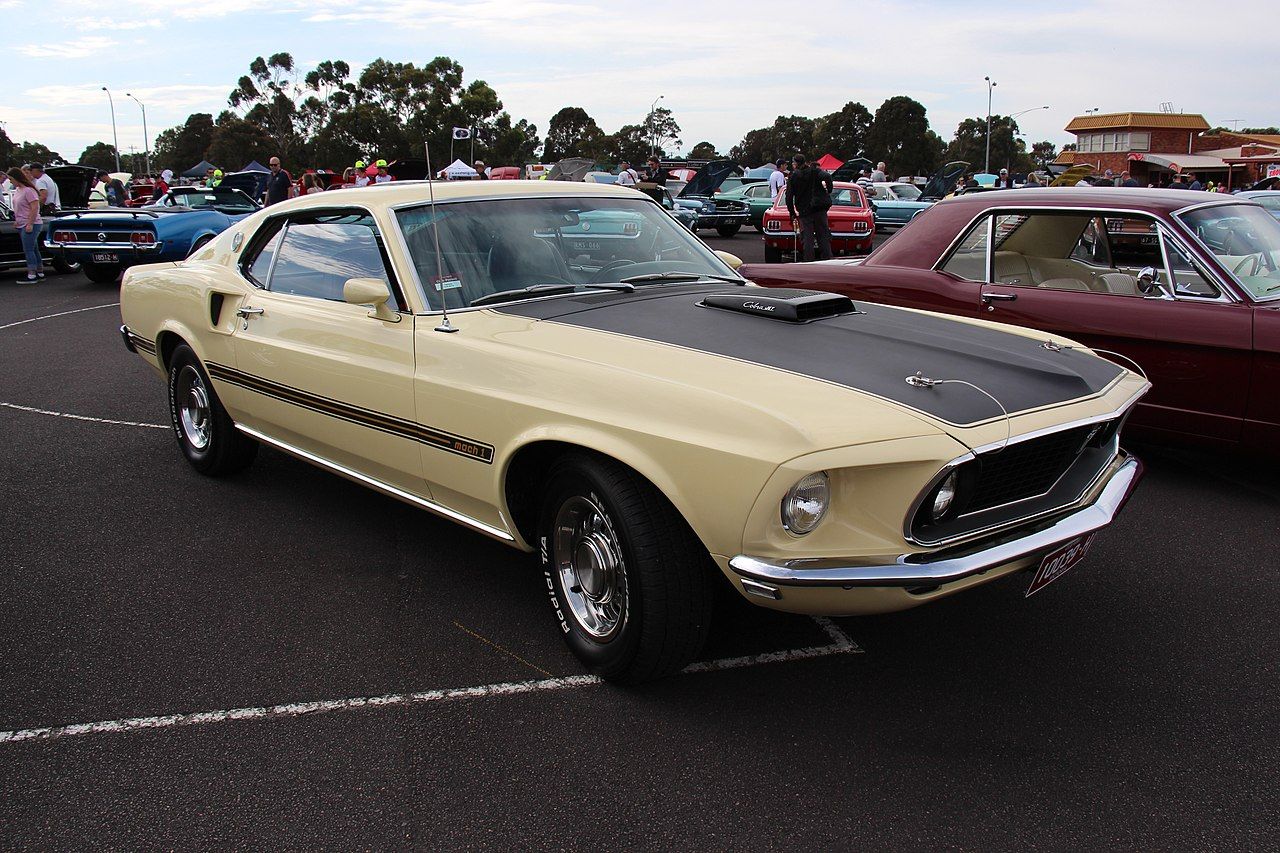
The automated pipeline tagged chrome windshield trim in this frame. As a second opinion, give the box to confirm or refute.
[1172,200,1280,303]
[235,424,514,542]
[730,455,1141,588]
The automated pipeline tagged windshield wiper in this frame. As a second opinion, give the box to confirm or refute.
[469,282,635,307]
[619,272,745,285]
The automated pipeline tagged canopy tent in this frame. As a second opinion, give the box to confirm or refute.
[240,160,270,173]
[816,153,844,172]
[181,160,216,179]
[439,159,479,179]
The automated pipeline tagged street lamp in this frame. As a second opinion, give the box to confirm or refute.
[984,76,998,174]
[1010,105,1050,121]
[649,94,665,157]
[101,86,120,172]
[126,92,150,176]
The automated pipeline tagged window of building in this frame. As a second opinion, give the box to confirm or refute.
[1130,132,1150,151]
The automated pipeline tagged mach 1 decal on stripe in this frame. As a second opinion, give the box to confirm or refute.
[205,362,495,463]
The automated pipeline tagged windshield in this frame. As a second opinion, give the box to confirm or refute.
[1178,203,1280,300]
[831,187,866,208]
[169,189,258,212]
[1252,195,1280,211]
[394,196,740,310]
[889,183,921,200]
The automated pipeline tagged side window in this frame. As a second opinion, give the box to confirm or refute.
[1069,218,1110,267]
[1162,236,1221,298]
[269,214,394,304]
[244,224,284,287]
[940,217,989,281]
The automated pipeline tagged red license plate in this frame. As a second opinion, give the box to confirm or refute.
[1026,533,1096,597]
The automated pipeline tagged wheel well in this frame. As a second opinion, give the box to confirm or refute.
[156,331,187,370]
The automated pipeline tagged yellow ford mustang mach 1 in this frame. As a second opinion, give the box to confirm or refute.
[120,181,1149,683]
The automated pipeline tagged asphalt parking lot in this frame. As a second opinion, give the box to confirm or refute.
[2,263,1277,850]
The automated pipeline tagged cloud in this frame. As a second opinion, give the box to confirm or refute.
[18,37,115,59]
[26,83,229,109]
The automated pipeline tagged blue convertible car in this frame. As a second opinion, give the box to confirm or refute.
[44,185,260,283]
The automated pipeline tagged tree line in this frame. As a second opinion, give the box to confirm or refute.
[3,53,1060,177]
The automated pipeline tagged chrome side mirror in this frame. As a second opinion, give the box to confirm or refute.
[344,277,400,322]
[1136,266,1160,294]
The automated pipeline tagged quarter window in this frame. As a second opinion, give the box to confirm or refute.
[940,217,989,281]
[245,226,283,287]
[269,214,393,304]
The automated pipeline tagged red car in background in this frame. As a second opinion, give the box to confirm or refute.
[742,188,1280,454]
[761,181,874,262]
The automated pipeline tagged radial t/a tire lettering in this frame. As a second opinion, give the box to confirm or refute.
[538,452,713,684]
[166,344,258,476]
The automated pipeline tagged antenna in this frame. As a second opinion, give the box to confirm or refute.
[425,140,458,333]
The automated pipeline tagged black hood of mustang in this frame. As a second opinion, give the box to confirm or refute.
[45,165,98,210]
[678,159,740,199]
[496,285,1124,426]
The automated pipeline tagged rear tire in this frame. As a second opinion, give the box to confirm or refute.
[716,224,741,238]
[167,344,258,476]
[52,256,82,275]
[764,243,782,263]
[82,261,121,283]
[538,452,713,684]
[188,235,213,257]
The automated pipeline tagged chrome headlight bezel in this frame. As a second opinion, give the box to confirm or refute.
[781,471,830,535]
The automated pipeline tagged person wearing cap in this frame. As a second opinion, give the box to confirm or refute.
[152,168,173,199]
[27,163,60,212]
[208,168,223,188]
[375,159,393,184]
[994,168,1013,189]
[615,161,637,187]
[354,160,371,187]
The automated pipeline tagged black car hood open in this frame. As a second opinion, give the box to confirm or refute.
[831,157,874,182]
[217,170,270,200]
[45,165,98,210]
[678,159,740,198]
[920,161,969,201]
[495,285,1124,427]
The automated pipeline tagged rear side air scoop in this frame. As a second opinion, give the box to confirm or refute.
[699,289,859,323]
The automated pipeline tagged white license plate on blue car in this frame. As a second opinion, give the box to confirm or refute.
[92,252,119,264]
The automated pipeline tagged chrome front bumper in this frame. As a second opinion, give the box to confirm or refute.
[730,454,1142,597]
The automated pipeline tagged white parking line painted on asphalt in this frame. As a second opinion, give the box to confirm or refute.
[0,402,168,430]
[0,302,120,332]
[0,619,861,745]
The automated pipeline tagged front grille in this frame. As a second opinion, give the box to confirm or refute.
[964,424,1096,512]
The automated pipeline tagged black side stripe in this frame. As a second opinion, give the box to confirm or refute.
[128,331,157,355]
[206,362,494,463]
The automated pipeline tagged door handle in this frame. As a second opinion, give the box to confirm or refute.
[235,306,264,329]
[980,291,1017,310]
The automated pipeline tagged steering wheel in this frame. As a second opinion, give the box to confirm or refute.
[1232,253,1264,276]
[591,259,636,282]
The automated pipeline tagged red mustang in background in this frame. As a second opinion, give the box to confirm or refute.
[761,181,875,262]
[743,188,1280,454]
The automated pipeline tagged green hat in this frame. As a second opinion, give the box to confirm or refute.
[376,159,387,167]
[355,159,366,169]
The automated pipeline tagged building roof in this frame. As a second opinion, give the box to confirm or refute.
[1200,146,1280,162]
[1064,112,1210,132]
[1129,153,1230,171]
[1052,151,1076,165]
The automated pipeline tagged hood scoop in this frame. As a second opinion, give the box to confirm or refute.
[699,289,858,323]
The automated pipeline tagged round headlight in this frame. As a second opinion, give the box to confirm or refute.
[781,471,830,535]
[931,471,958,521]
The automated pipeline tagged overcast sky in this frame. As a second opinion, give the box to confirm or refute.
[4,0,1275,164]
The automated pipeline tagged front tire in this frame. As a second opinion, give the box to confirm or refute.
[82,261,121,283]
[167,344,258,476]
[538,453,713,683]
[716,224,741,238]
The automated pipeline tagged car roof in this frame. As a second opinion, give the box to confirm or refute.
[252,179,648,214]
[933,187,1238,214]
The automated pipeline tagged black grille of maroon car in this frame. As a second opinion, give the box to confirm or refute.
[909,419,1121,545]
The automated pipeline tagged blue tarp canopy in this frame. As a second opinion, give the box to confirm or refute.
[181,159,216,179]
[240,160,270,173]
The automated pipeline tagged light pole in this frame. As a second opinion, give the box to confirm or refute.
[101,86,120,172]
[984,76,997,174]
[649,94,664,158]
[126,92,150,176]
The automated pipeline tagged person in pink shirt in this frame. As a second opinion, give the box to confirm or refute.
[8,167,44,283]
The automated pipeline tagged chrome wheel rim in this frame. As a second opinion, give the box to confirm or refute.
[177,366,212,450]
[553,495,626,641]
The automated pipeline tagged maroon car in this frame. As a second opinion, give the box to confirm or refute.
[743,188,1280,453]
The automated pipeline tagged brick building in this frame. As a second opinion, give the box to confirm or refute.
[1057,111,1280,188]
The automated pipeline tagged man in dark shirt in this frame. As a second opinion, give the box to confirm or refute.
[1119,170,1141,187]
[264,157,292,206]
[785,154,834,261]
[1168,172,1189,189]
[644,156,672,185]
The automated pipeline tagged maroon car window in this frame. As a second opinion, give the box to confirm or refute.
[1163,237,1220,298]
[939,217,989,281]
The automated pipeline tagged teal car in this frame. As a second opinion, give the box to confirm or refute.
[714,181,776,231]
[866,182,934,231]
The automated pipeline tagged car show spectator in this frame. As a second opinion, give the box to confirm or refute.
[152,169,173,199]
[1120,171,1140,187]
[375,159,394,183]
[203,166,216,186]
[1169,172,1190,189]
[27,163,60,212]
[1023,172,1042,188]
[8,167,45,282]
[263,157,292,205]
[97,170,127,206]
[301,173,324,195]
[354,159,372,187]
[615,161,638,186]
[1186,172,1203,191]
[785,153,834,262]
[768,160,787,199]
[994,168,1013,188]
[644,156,672,185]
[870,161,887,182]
